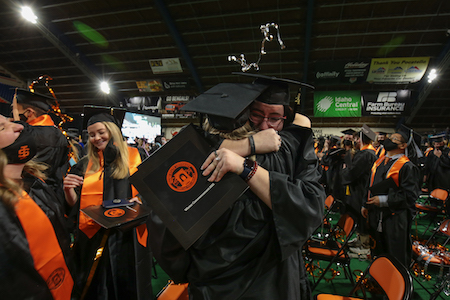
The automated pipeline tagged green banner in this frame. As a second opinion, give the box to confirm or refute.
[314,91,361,117]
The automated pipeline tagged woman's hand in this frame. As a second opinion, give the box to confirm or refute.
[63,174,84,189]
[252,129,281,154]
[361,207,368,219]
[63,174,83,207]
[201,148,245,182]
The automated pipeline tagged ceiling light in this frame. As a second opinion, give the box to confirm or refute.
[427,69,437,83]
[100,81,110,94]
[21,6,37,24]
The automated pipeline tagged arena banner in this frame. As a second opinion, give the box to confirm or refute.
[314,91,361,117]
[314,60,370,85]
[149,57,183,74]
[366,57,430,83]
[361,90,412,116]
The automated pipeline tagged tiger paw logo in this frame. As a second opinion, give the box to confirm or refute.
[104,208,125,218]
[166,161,198,192]
[46,268,65,290]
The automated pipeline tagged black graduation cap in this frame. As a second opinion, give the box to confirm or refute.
[360,124,377,141]
[341,129,356,135]
[181,82,268,131]
[397,124,423,160]
[232,72,314,105]
[397,124,422,146]
[429,133,445,143]
[83,105,126,129]
[377,131,387,136]
[14,88,53,111]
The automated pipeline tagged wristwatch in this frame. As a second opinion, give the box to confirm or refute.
[240,158,258,182]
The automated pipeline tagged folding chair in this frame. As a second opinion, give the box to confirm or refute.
[415,189,449,237]
[304,213,357,290]
[315,254,413,300]
[411,219,450,279]
[156,281,189,300]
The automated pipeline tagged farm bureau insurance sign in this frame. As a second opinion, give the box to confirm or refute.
[314,91,361,117]
[361,90,412,116]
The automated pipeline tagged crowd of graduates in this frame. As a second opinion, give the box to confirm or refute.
[2,82,450,300]
[313,127,450,266]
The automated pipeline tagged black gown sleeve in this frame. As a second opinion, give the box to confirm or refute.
[257,125,326,259]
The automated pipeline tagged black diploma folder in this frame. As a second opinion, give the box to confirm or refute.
[81,202,150,231]
[129,124,249,249]
[369,177,397,196]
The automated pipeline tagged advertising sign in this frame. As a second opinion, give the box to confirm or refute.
[314,91,361,117]
[149,58,183,74]
[366,57,429,83]
[315,60,370,85]
[361,90,412,116]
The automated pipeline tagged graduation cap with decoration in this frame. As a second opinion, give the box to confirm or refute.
[232,72,315,105]
[14,88,53,111]
[83,105,126,130]
[181,82,268,131]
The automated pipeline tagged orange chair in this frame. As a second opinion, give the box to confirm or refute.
[415,188,449,236]
[304,213,357,290]
[157,281,189,300]
[315,254,413,300]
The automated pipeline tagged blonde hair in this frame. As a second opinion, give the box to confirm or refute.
[86,121,129,179]
[0,150,21,209]
[203,119,255,140]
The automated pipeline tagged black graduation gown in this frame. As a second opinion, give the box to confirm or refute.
[365,158,420,267]
[149,125,325,299]
[424,147,450,191]
[27,122,70,207]
[69,156,153,300]
[320,147,346,200]
[0,175,73,299]
[341,148,377,224]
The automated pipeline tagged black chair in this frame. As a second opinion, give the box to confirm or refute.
[304,213,357,290]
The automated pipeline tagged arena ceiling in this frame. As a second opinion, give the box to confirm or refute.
[0,0,449,132]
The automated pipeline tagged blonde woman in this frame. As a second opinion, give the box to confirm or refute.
[63,108,152,300]
[0,114,73,299]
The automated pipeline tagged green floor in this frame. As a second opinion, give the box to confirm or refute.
[150,210,450,299]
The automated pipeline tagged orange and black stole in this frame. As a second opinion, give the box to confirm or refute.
[15,191,74,299]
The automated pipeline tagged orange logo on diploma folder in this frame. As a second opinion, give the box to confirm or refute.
[166,161,198,192]
[104,208,126,218]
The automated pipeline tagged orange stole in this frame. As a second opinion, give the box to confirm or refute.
[28,114,56,126]
[79,147,147,246]
[370,155,410,188]
[15,191,74,299]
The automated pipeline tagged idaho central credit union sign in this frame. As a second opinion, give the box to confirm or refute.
[314,91,361,117]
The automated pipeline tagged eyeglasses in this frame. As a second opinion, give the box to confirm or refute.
[249,111,286,127]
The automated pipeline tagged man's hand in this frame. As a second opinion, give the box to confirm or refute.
[201,148,245,182]
[366,196,380,207]
[252,129,281,154]
[434,148,442,158]
[361,207,368,218]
